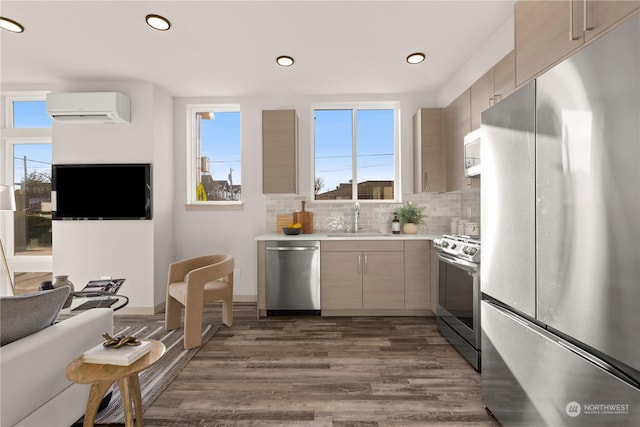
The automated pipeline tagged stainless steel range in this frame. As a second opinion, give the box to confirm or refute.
[433,234,481,370]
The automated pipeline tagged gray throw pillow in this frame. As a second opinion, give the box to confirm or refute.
[0,287,70,346]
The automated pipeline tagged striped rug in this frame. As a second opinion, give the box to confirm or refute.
[90,322,218,425]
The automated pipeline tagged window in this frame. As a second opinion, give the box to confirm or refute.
[313,103,399,201]
[186,105,241,205]
[2,94,53,294]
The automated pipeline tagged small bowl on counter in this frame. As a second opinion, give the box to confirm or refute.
[282,227,301,235]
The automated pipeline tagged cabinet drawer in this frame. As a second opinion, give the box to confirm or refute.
[321,240,404,252]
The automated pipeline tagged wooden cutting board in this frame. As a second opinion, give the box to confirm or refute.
[276,214,293,233]
[293,201,313,234]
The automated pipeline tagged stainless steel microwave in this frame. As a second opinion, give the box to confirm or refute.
[464,128,481,177]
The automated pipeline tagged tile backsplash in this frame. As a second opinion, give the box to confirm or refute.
[266,189,480,235]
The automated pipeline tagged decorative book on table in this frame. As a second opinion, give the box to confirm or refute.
[83,340,151,366]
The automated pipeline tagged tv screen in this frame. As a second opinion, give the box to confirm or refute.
[52,163,152,220]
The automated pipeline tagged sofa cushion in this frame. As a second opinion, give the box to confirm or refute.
[0,287,70,346]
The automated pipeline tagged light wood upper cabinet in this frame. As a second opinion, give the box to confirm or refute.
[515,0,583,86]
[584,1,640,42]
[444,89,479,192]
[471,51,515,130]
[262,110,298,193]
[413,108,443,193]
[493,50,516,102]
[471,68,495,131]
[515,0,639,86]
[404,240,431,310]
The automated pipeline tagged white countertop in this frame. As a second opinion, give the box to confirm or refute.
[255,232,441,241]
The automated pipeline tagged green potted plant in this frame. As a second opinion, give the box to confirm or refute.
[393,201,425,234]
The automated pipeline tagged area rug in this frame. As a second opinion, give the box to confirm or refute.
[88,322,218,424]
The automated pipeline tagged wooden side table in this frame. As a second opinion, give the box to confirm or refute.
[65,339,166,427]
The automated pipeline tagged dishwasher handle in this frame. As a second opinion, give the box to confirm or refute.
[266,246,318,251]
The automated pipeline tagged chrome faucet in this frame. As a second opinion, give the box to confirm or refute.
[354,202,361,233]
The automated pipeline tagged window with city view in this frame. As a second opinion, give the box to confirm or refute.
[313,105,398,201]
[188,105,241,204]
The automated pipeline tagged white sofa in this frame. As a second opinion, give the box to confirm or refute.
[0,308,113,427]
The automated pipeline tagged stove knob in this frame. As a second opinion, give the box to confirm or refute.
[441,241,449,248]
[450,243,457,250]
[468,247,477,255]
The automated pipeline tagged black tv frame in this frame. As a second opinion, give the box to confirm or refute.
[52,163,152,220]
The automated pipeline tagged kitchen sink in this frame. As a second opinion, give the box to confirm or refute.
[326,233,392,237]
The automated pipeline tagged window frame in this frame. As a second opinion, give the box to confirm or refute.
[1,92,53,294]
[311,101,401,202]
[185,103,243,209]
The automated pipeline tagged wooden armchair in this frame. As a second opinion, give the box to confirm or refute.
[165,254,234,349]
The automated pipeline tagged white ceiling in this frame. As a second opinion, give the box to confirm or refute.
[1,0,515,98]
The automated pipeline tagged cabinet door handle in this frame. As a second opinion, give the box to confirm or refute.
[364,254,368,274]
[423,171,428,191]
[569,0,580,40]
[583,0,593,31]
[357,254,362,274]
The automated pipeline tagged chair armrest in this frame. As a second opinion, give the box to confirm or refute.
[184,257,234,290]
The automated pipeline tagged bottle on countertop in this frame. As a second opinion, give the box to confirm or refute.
[392,214,400,234]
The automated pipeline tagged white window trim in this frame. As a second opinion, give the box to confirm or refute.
[1,93,54,291]
[3,91,51,129]
[310,101,401,203]
[185,103,243,208]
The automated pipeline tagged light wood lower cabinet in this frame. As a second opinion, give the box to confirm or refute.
[320,240,432,316]
[362,251,405,309]
[404,240,431,310]
[320,251,364,309]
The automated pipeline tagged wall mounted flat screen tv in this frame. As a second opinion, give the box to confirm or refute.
[52,163,152,220]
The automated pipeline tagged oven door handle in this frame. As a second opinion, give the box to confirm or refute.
[437,253,478,273]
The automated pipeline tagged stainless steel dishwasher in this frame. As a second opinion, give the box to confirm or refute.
[265,240,320,316]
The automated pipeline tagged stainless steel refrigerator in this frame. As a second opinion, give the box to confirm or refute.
[480,13,640,426]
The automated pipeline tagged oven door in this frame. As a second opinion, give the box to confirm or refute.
[436,253,480,350]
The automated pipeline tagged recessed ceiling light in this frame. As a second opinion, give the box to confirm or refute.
[406,52,426,65]
[145,14,171,31]
[0,17,24,33]
[276,56,295,67]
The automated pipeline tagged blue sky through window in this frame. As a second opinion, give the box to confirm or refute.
[200,111,241,185]
[11,101,52,187]
[314,108,394,196]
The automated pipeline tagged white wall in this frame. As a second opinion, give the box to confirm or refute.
[438,14,515,106]
[45,81,173,312]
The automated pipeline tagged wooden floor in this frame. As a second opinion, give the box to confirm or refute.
[114,303,500,427]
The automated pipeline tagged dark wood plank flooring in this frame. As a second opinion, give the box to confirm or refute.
[113,303,499,427]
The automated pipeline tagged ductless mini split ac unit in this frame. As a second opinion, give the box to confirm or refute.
[46,91,131,123]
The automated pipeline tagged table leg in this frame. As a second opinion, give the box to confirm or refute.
[130,374,144,426]
[84,381,113,427]
[118,377,135,427]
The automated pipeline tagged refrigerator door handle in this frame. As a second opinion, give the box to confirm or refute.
[557,340,640,389]
[487,300,640,390]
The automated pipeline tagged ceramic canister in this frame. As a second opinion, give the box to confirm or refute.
[450,218,460,234]
[457,220,469,235]
[464,221,479,237]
